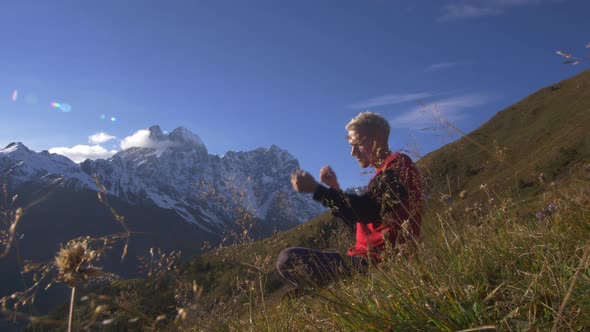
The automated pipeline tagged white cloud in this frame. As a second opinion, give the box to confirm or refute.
[439,4,502,21]
[49,145,117,163]
[389,94,492,129]
[438,0,544,21]
[347,92,436,109]
[120,129,153,149]
[89,132,116,144]
[120,129,175,150]
[426,62,460,72]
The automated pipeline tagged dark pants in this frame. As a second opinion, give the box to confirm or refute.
[276,247,368,287]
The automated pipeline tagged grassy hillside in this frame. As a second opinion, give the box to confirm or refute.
[419,68,590,211]
[37,166,589,331]
[11,69,590,330]
[174,69,590,330]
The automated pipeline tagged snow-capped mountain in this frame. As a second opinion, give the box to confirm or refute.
[0,126,325,233]
[345,186,367,196]
[0,142,97,189]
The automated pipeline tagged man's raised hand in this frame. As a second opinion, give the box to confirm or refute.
[320,165,341,190]
[290,169,319,193]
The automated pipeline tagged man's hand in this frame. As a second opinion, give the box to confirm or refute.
[290,169,319,193]
[320,165,341,190]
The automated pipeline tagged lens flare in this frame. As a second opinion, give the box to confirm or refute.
[61,103,72,112]
[50,102,72,112]
[11,90,18,101]
[110,117,117,122]
[100,114,106,120]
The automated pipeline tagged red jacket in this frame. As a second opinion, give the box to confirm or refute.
[313,152,423,259]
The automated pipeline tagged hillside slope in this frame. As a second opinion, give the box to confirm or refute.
[419,68,590,210]
[189,68,590,305]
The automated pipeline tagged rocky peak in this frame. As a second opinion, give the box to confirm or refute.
[148,125,166,141]
[147,125,208,153]
[1,142,31,155]
[114,126,209,162]
[169,127,205,146]
[0,142,36,162]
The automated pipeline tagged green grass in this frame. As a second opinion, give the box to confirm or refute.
[178,178,589,331]
[52,125,588,330]
[14,69,590,331]
[170,68,590,331]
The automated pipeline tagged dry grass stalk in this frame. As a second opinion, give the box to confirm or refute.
[94,175,131,262]
[0,184,22,258]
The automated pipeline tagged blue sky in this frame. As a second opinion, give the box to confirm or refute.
[0,0,588,190]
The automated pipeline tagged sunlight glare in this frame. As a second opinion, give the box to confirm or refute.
[50,102,73,113]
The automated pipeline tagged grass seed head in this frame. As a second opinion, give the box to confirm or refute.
[55,238,103,287]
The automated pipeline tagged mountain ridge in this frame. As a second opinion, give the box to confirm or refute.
[0,132,326,313]
[1,130,324,232]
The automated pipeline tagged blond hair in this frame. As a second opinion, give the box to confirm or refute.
[345,112,390,139]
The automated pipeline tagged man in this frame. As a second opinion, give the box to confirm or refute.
[277,112,423,288]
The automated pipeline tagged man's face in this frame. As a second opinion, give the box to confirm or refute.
[347,129,373,168]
